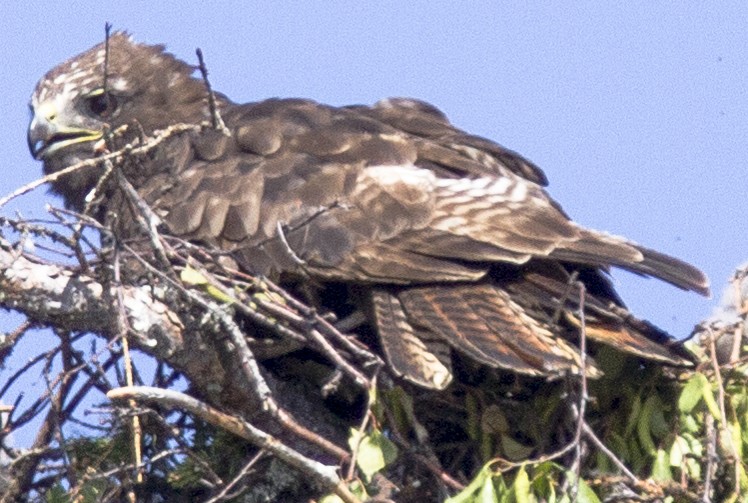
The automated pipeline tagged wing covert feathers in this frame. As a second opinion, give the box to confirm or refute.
[34,39,707,391]
[115,96,708,388]
[173,99,705,388]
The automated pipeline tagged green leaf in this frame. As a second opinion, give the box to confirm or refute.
[510,466,532,503]
[699,375,722,421]
[669,435,690,467]
[562,472,601,503]
[180,265,208,285]
[446,464,495,503]
[651,448,673,482]
[574,477,602,503]
[624,394,642,437]
[205,284,236,304]
[648,394,670,439]
[466,393,481,441]
[637,395,658,455]
[180,266,235,303]
[679,373,706,413]
[479,472,500,503]
[738,462,748,492]
[528,462,557,503]
[348,428,398,482]
[681,413,700,433]
[729,419,744,459]
[501,435,534,461]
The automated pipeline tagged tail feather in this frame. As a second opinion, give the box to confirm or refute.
[371,289,453,389]
[368,268,695,388]
[551,229,710,296]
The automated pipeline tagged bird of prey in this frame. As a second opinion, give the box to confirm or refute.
[27,34,709,389]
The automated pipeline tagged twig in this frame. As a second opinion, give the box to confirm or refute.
[729,269,747,363]
[2,340,80,502]
[551,270,580,325]
[260,277,378,363]
[345,376,377,481]
[50,331,78,490]
[195,48,229,134]
[204,450,265,503]
[113,248,143,484]
[141,407,224,487]
[115,168,174,276]
[702,414,716,503]
[108,386,361,503]
[253,296,371,388]
[581,422,639,482]
[116,244,349,461]
[276,221,306,266]
[570,280,589,501]
[707,327,741,498]
[0,123,201,210]
[102,23,112,98]
[0,320,33,367]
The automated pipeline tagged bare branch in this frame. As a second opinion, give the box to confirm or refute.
[108,386,361,503]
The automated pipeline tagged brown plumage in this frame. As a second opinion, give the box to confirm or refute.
[28,34,709,389]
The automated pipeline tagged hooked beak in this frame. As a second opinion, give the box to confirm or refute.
[27,103,102,160]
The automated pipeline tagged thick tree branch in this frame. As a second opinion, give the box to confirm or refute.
[0,243,184,358]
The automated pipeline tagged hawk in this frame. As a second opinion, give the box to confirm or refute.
[27,34,709,389]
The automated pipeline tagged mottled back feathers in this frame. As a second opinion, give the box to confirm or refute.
[28,35,709,388]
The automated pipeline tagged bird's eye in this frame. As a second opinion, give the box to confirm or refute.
[83,89,119,119]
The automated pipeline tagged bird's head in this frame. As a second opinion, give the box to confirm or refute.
[28,33,214,210]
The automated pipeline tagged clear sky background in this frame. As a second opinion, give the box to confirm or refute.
[0,2,745,416]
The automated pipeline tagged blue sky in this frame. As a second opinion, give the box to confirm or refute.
[0,3,745,372]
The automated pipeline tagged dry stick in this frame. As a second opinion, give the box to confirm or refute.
[3,344,67,429]
[702,414,716,503]
[275,221,306,266]
[118,245,349,461]
[102,23,112,97]
[413,453,466,492]
[707,328,741,499]
[142,408,224,487]
[179,255,370,416]
[552,280,639,497]
[376,389,465,492]
[729,268,747,363]
[573,280,639,486]
[253,296,371,388]
[72,446,188,493]
[108,386,361,503]
[1,347,79,502]
[113,249,143,484]
[0,320,33,368]
[204,450,265,503]
[116,169,174,276]
[195,48,229,134]
[570,280,589,501]
[581,422,638,481]
[53,332,80,490]
[260,277,378,363]
[208,300,349,460]
[344,374,378,481]
[0,123,202,210]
